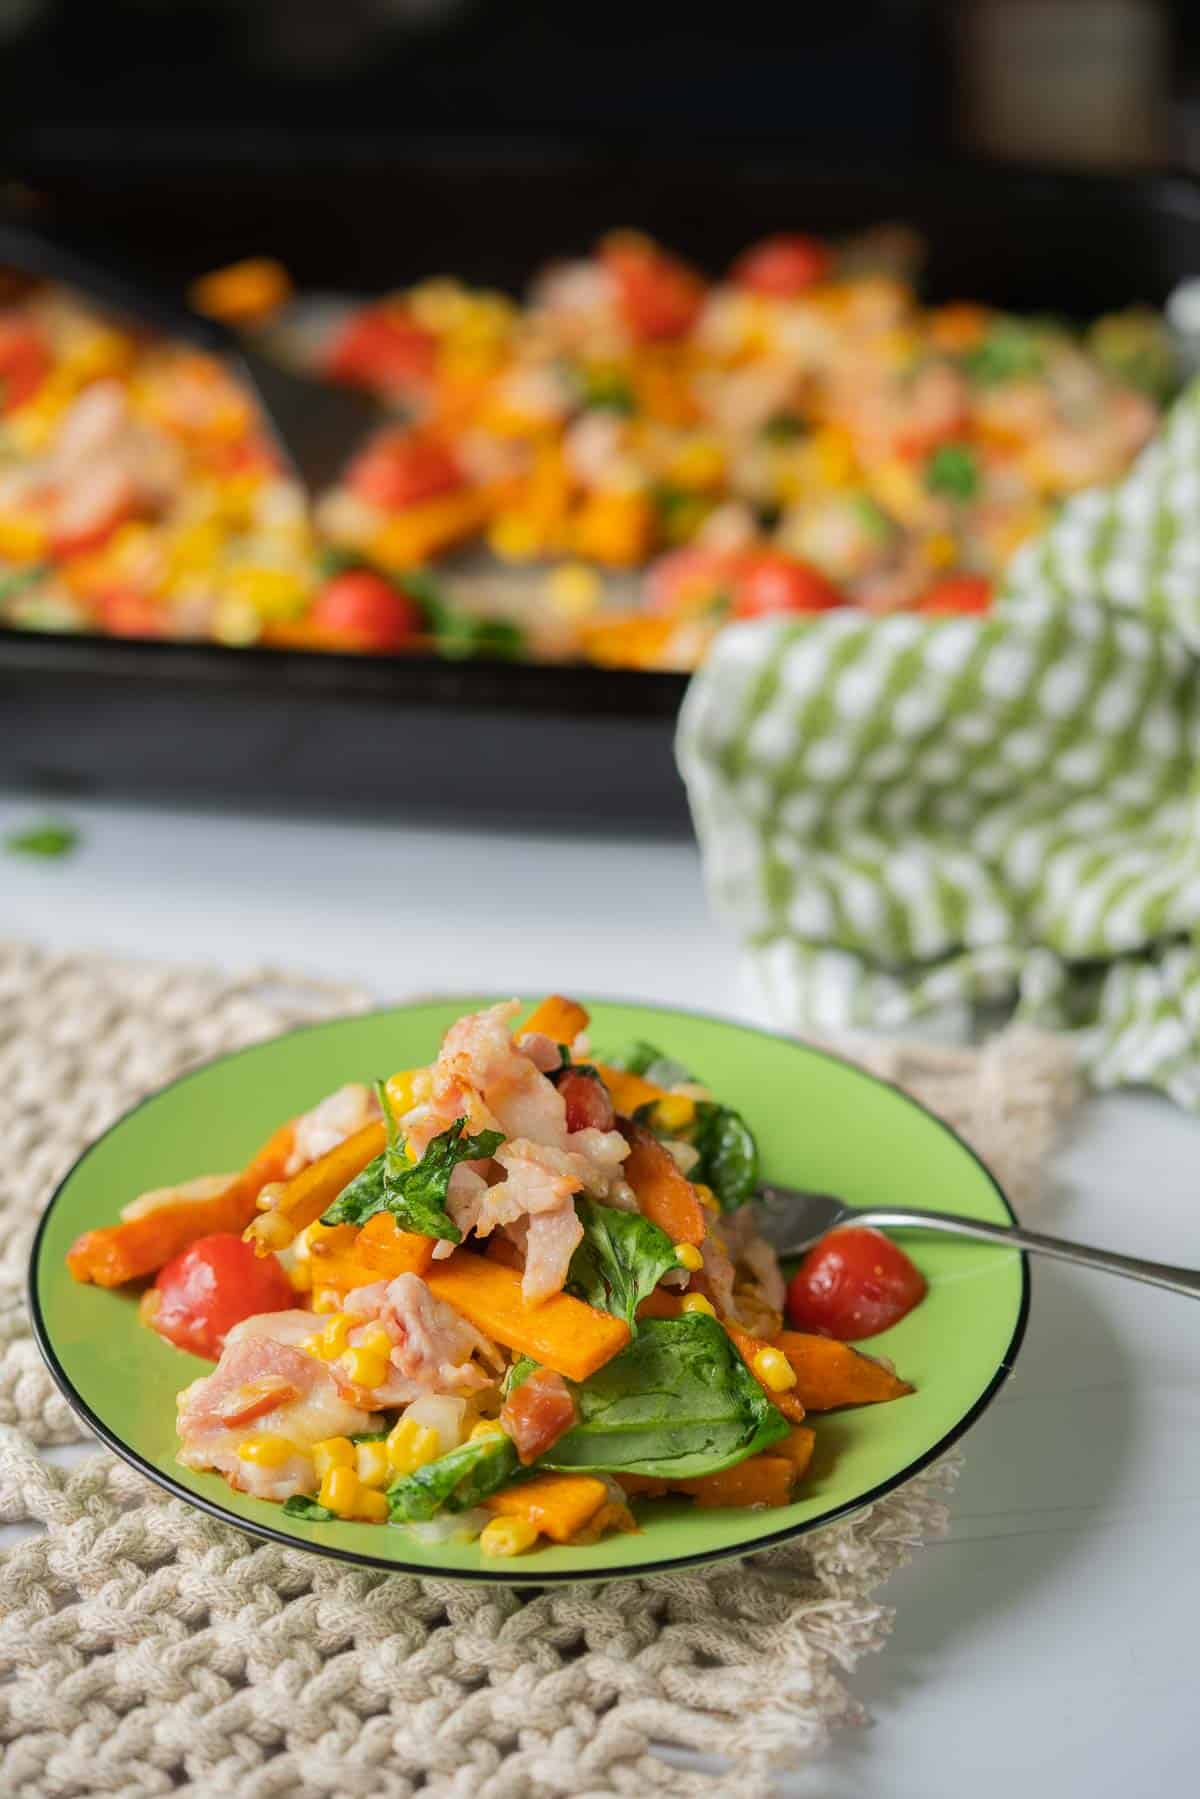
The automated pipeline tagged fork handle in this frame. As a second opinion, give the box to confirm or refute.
[852,1207,1200,1299]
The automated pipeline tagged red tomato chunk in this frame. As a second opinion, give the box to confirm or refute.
[500,1367,577,1464]
[731,233,832,297]
[310,570,424,651]
[786,1226,926,1340]
[151,1233,294,1360]
[557,1067,616,1134]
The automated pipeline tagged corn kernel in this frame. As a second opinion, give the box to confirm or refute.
[468,1420,506,1442]
[342,1346,389,1390]
[751,1347,798,1393]
[479,1516,539,1557]
[488,513,546,563]
[922,530,958,571]
[356,1440,391,1489]
[0,512,49,563]
[674,1242,704,1273]
[680,1293,717,1317]
[353,1486,389,1524]
[312,1437,356,1479]
[654,1093,696,1132]
[318,1465,361,1518]
[693,1183,721,1214]
[304,1313,352,1360]
[237,1435,298,1468]
[385,1067,422,1115]
[386,1418,442,1476]
[359,1326,394,1359]
[311,1287,342,1314]
[212,595,263,647]
[544,561,602,619]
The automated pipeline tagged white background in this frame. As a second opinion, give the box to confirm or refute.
[2,794,1196,1799]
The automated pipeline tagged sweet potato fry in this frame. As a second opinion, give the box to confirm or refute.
[517,995,590,1046]
[773,1332,913,1410]
[306,1212,436,1291]
[675,1455,796,1509]
[483,1473,609,1543]
[426,1251,629,1381]
[721,1320,808,1424]
[619,1119,706,1246]
[67,1120,296,1288]
[245,1119,386,1255]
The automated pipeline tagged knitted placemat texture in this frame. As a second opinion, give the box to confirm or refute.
[0,943,1080,1799]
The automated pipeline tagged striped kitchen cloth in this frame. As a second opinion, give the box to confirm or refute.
[677,379,1200,1107]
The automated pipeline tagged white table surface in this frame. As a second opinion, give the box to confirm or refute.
[2,794,1196,1799]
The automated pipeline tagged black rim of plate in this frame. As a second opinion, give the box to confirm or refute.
[28,996,1031,1585]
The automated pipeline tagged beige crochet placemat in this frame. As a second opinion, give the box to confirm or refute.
[0,943,1079,1799]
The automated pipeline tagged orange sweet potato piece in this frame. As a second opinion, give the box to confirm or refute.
[619,1119,706,1247]
[776,1426,816,1482]
[68,1120,296,1288]
[517,995,590,1046]
[773,1332,914,1410]
[675,1455,796,1509]
[483,1473,609,1543]
[245,1120,387,1254]
[306,1212,436,1290]
[426,1251,630,1382]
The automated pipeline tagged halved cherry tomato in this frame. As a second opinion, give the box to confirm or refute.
[557,1067,616,1134]
[0,320,50,412]
[786,1227,926,1340]
[309,569,425,651]
[345,430,465,511]
[94,589,168,639]
[600,233,706,343]
[915,574,993,616]
[731,233,832,297]
[325,307,439,395]
[151,1232,294,1360]
[732,551,847,619]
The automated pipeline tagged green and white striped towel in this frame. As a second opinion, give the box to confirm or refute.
[677,380,1200,1107]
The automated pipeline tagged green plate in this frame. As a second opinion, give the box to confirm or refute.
[30,997,1027,1584]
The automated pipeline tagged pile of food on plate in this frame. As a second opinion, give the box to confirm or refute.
[66,996,926,1559]
[0,235,1175,668]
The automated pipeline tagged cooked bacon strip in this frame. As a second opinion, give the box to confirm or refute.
[500,1367,577,1464]
[67,1120,296,1288]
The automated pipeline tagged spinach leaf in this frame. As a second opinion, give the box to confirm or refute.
[689,1102,759,1212]
[351,1428,390,1443]
[387,1432,520,1522]
[601,1040,694,1089]
[541,1313,788,1480]
[400,567,526,662]
[923,443,979,502]
[282,1494,336,1522]
[962,320,1043,387]
[566,1198,680,1333]
[321,1083,502,1241]
[501,1356,538,1398]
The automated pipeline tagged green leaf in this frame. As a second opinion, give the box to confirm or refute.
[351,1428,391,1443]
[321,1089,502,1240]
[924,443,979,502]
[541,1313,788,1480]
[600,1041,693,1088]
[690,1102,759,1212]
[282,1494,336,1522]
[962,321,1043,387]
[5,821,79,859]
[566,1198,680,1333]
[501,1356,538,1398]
[760,410,807,443]
[403,568,525,661]
[387,1432,521,1522]
[579,367,636,415]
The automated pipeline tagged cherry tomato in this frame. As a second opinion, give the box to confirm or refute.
[326,306,438,395]
[0,320,50,413]
[345,430,465,512]
[731,552,847,619]
[731,233,832,297]
[94,589,168,639]
[152,1233,294,1360]
[915,574,993,616]
[309,570,425,652]
[786,1227,926,1340]
[557,1067,616,1134]
[600,234,706,343]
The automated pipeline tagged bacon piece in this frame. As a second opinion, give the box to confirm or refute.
[342,1272,503,1403]
[501,1367,577,1465]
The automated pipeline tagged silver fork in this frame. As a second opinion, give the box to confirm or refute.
[752,1186,1200,1298]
